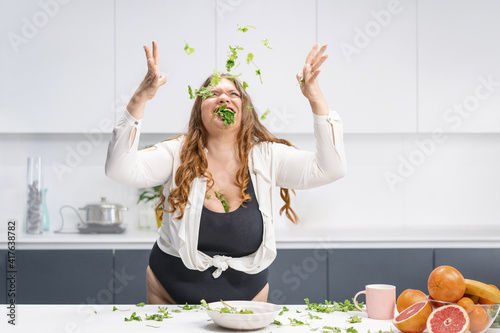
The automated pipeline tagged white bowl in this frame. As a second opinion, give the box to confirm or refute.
[204,300,282,330]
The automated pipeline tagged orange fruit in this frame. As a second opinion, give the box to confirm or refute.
[427,265,466,302]
[457,296,475,313]
[397,289,428,313]
[427,304,470,333]
[469,306,490,333]
[465,294,480,304]
[393,301,433,333]
[479,284,499,305]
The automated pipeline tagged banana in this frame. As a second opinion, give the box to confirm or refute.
[464,279,500,304]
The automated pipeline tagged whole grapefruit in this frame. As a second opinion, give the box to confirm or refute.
[393,301,433,333]
[428,265,466,302]
[427,304,470,333]
[397,289,428,313]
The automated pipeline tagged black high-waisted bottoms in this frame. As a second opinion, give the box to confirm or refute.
[149,175,269,304]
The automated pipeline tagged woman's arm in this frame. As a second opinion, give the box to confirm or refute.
[275,44,346,189]
[105,41,173,188]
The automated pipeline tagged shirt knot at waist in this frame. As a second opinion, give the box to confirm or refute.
[211,255,231,278]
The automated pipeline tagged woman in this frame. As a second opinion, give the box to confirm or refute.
[105,41,346,304]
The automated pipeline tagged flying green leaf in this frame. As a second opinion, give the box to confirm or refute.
[262,38,272,49]
[184,41,195,55]
[237,24,256,33]
[246,53,254,65]
[260,109,270,120]
[188,85,194,99]
[226,45,244,72]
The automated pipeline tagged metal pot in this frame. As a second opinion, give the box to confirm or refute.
[79,197,128,225]
[55,197,128,234]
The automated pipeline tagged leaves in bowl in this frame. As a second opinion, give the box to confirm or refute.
[200,299,254,314]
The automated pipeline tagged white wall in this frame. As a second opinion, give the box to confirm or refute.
[1,131,499,235]
[1,0,500,237]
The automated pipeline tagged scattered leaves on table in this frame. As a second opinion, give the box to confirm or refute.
[305,298,362,313]
[346,315,362,323]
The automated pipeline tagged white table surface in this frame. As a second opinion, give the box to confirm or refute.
[2,304,397,333]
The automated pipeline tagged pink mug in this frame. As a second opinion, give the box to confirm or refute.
[354,284,396,320]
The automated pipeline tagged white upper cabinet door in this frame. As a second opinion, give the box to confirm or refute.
[418,0,500,133]
[115,0,216,134]
[318,0,417,133]
[0,0,114,133]
[215,0,316,133]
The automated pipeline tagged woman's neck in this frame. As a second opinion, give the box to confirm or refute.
[205,135,238,162]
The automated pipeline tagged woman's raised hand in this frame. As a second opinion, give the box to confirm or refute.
[126,41,167,120]
[296,44,329,115]
[135,41,167,101]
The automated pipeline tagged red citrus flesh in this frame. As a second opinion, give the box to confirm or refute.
[393,301,433,333]
[426,304,470,333]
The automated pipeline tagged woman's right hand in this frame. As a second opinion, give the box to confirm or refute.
[127,41,167,120]
[134,41,167,101]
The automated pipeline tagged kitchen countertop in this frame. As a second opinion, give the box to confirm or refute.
[2,304,396,333]
[3,225,500,249]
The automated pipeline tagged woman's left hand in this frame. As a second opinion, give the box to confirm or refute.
[296,44,329,113]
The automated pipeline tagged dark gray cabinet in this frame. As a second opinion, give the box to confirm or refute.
[16,250,113,304]
[328,249,434,302]
[1,250,6,303]
[268,248,329,304]
[4,248,499,305]
[114,249,150,304]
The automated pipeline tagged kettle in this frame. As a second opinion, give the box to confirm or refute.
[56,197,128,233]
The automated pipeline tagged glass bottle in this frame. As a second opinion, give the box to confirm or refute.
[26,157,43,234]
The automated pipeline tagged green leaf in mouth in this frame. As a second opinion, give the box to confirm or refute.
[211,104,235,127]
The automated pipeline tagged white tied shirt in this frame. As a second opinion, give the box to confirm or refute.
[105,109,346,278]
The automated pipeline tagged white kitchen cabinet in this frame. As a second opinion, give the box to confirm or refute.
[418,0,500,133]
[115,0,216,134]
[0,0,115,133]
[215,0,316,133]
[318,0,417,133]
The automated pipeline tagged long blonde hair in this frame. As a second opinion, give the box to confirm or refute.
[157,74,299,223]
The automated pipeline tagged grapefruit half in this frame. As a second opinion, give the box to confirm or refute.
[426,304,470,333]
[393,300,433,333]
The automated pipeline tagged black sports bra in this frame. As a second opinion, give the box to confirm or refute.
[198,176,264,257]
